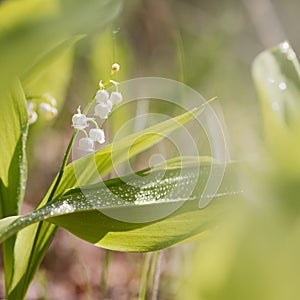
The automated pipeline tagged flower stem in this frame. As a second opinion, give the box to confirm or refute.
[78,128,89,138]
[87,118,99,129]
[138,253,152,300]
[100,250,111,297]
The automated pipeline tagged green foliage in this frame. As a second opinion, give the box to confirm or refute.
[0,0,124,298]
[22,35,84,103]
[0,81,28,293]
[0,159,241,252]
[177,42,300,300]
[253,41,300,177]
[0,81,28,217]
[0,0,123,92]
[53,101,215,198]
[3,1,299,299]
[1,96,215,299]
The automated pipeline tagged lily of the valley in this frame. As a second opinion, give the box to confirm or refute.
[38,102,58,120]
[27,101,38,124]
[94,101,112,119]
[89,128,105,144]
[110,91,123,105]
[74,63,124,152]
[72,108,88,129]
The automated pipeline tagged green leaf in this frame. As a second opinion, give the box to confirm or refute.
[0,81,28,216]
[0,80,28,295]
[21,35,83,87]
[0,216,19,233]
[0,159,242,252]
[252,41,300,175]
[21,35,84,103]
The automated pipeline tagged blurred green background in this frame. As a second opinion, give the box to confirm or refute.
[1,0,300,299]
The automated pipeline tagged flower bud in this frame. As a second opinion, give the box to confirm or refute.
[111,63,120,73]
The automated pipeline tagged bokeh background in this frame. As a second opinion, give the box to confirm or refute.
[1,0,300,299]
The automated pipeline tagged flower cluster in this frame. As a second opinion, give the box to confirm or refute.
[72,63,123,153]
[27,93,58,124]
[72,107,105,152]
[94,88,123,119]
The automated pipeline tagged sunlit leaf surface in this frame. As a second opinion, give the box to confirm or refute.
[0,159,242,252]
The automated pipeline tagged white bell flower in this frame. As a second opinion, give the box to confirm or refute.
[27,101,38,124]
[110,91,123,105]
[94,100,112,119]
[28,111,38,124]
[89,128,105,144]
[72,113,88,129]
[78,137,94,152]
[38,102,58,120]
[95,90,109,104]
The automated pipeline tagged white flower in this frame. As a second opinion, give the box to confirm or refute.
[89,128,105,144]
[95,90,109,104]
[72,113,88,129]
[27,101,38,124]
[38,102,58,120]
[28,111,38,124]
[94,100,112,119]
[78,137,94,152]
[110,91,123,105]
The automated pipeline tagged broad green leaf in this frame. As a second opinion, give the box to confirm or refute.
[252,41,300,176]
[0,81,28,216]
[0,80,28,295]
[0,160,242,252]
[0,0,59,32]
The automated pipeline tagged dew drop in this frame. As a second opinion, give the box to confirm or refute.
[279,41,296,60]
[278,82,287,90]
[280,41,290,53]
